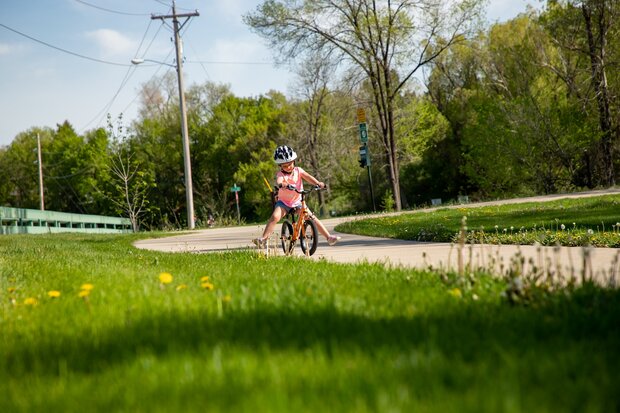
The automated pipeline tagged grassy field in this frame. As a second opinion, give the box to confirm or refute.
[0,231,618,412]
[335,194,620,247]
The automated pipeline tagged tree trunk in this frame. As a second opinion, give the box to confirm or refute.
[582,3,615,186]
[386,79,402,211]
[370,62,403,211]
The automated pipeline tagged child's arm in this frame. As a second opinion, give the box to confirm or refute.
[300,170,325,188]
[275,175,285,188]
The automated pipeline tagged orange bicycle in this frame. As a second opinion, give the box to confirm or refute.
[280,185,324,256]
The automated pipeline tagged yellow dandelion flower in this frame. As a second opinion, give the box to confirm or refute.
[8,287,16,293]
[80,283,94,291]
[176,284,188,291]
[79,290,91,298]
[200,276,210,282]
[24,297,38,306]
[222,294,232,303]
[448,288,462,298]
[201,282,214,290]
[47,290,61,298]
[159,272,173,284]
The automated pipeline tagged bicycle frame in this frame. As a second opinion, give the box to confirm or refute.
[280,186,322,256]
[289,196,310,241]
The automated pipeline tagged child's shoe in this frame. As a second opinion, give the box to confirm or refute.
[327,235,341,246]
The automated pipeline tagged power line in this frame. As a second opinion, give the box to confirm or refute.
[0,22,132,67]
[153,0,172,9]
[150,0,196,14]
[73,0,151,16]
[187,60,277,65]
[80,66,139,131]
[82,20,162,131]
[80,19,170,133]
[185,40,212,81]
[120,50,176,116]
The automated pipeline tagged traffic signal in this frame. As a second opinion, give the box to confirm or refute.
[358,145,368,168]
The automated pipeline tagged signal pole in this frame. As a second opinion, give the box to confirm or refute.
[356,108,376,211]
[151,1,199,229]
[37,133,45,211]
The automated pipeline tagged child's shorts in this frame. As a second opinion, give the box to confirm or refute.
[274,201,315,219]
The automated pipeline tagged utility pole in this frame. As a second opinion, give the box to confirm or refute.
[151,1,199,229]
[36,133,44,211]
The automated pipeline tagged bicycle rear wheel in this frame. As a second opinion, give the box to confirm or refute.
[300,219,318,256]
[280,220,295,255]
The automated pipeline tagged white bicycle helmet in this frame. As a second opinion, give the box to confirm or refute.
[273,145,298,164]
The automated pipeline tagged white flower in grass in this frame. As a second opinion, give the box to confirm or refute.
[587,229,594,235]
[560,224,565,230]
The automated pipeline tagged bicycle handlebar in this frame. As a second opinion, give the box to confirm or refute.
[277,184,326,194]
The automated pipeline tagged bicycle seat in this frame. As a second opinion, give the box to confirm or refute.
[287,207,301,216]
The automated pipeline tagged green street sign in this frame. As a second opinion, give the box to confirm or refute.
[358,123,368,143]
[230,185,241,192]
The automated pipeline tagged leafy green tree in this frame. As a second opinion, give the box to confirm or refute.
[128,74,212,228]
[425,36,488,199]
[396,96,453,204]
[42,122,108,214]
[197,93,286,222]
[425,14,598,199]
[245,0,485,211]
[101,116,155,231]
[541,0,619,186]
[476,14,597,194]
[80,127,115,214]
[0,128,50,208]
[285,53,361,215]
[129,75,287,227]
[129,116,184,228]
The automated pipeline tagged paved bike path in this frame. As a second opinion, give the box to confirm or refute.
[134,189,620,285]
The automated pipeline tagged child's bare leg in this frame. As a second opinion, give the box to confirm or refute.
[311,215,341,245]
[261,207,286,240]
[312,217,331,240]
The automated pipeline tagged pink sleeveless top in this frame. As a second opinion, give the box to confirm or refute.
[276,166,305,207]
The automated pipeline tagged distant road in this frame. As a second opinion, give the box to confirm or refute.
[134,188,620,285]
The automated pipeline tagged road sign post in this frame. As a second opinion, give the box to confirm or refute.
[357,107,366,124]
[359,123,368,144]
[230,184,241,225]
[356,108,376,211]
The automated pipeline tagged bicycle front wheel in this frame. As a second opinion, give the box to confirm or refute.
[300,219,318,256]
[281,220,295,255]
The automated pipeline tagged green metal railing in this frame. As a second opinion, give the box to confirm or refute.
[0,207,132,234]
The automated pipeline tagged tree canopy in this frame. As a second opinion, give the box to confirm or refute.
[1,2,618,228]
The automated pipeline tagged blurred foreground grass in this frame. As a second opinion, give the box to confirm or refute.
[0,233,618,412]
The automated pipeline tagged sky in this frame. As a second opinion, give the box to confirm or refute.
[0,0,544,146]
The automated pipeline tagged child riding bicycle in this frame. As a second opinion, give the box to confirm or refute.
[252,145,341,248]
